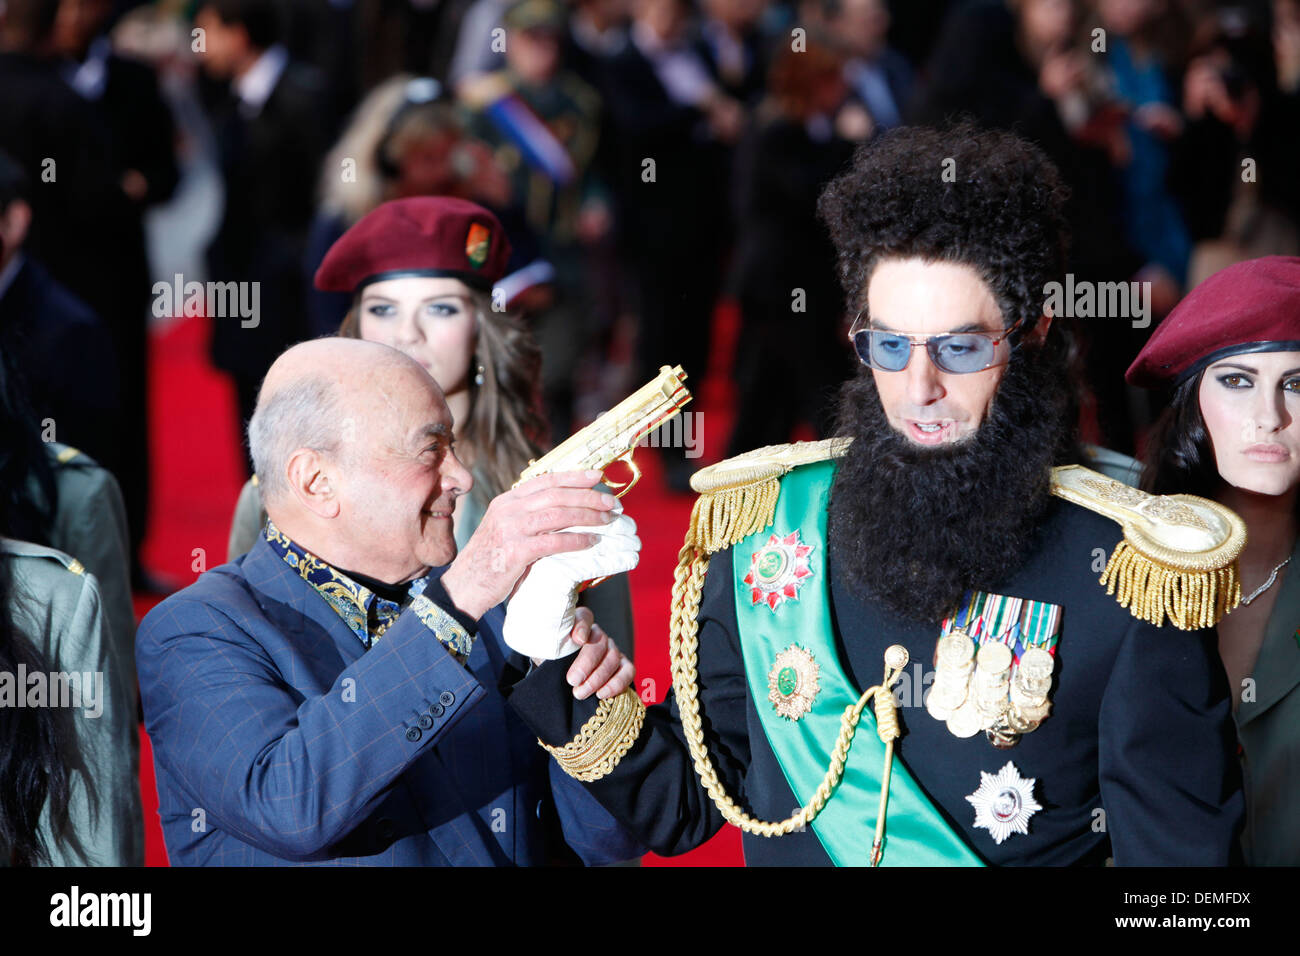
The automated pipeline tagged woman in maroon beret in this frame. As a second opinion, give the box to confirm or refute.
[1130,255,1300,865]
[322,195,545,538]
[225,195,635,655]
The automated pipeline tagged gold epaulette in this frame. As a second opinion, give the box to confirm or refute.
[686,438,851,554]
[1050,465,1246,630]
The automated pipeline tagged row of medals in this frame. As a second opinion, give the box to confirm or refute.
[925,628,1055,748]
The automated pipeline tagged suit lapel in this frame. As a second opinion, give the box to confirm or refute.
[242,535,366,667]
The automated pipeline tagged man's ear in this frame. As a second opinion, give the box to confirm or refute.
[284,448,341,519]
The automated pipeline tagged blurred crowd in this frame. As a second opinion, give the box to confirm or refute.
[1,0,1299,865]
[3,0,1300,564]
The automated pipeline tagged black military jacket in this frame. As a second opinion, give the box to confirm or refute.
[511,495,1244,865]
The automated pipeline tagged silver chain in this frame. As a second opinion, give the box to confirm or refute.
[1239,556,1293,606]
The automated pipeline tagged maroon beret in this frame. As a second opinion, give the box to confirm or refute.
[1127,256,1300,388]
[314,196,512,294]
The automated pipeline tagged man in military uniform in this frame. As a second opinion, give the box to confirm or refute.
[457,0,607,435]
[505,123,1245,865]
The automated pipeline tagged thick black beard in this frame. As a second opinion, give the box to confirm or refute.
[828,351,1076,623]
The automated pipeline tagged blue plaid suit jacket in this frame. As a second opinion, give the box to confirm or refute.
[137,535,639,865]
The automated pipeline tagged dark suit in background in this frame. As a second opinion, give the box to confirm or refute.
[206,53,333,462]
[597,34,730,484]
[64,40,180,576]
[727,113,855,456]
[0,257,121,469]
[908,0,1147,454]
[0,50,127,456]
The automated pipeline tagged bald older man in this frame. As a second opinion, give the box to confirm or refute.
[137,338,640,865]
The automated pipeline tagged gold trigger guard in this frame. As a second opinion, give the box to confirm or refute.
[600,450,642,498]
[575,453,640,593]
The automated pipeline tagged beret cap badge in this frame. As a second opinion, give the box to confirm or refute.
[466,222,491,269]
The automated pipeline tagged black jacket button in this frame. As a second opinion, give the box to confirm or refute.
[430,702,444,718]
[418,714,434,730]
[405,727,422,742]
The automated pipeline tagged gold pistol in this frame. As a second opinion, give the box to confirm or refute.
[514,364,692,498]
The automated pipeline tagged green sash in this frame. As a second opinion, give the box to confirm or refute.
[732,460,984,866]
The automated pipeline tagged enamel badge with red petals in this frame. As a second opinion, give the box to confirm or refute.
[744,531,814,611]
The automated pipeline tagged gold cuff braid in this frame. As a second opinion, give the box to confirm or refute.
[541,687,646,782]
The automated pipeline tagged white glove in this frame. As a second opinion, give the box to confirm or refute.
[502,512,641,660]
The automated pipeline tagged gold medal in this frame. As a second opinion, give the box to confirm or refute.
[931,673,970,706]
[1019,646,1055,681]
[925,696,953,722]
[937,630,975,668]
[926,677,964,720]
[976,641,1012,676]
[1010,678,1047,709]
[1015,697,1052,722]
[767,644,820,721]
[930,592,1063,744]
[947,698,982,738]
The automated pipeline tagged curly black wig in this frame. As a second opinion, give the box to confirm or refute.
[816,121,1071,329]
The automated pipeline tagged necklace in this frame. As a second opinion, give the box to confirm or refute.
[1239,556,1293,606]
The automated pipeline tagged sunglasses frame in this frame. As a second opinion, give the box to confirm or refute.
[847,313,1028,374]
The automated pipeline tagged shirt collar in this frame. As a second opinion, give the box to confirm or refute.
[234,44,288,116]
[264,518,429,648]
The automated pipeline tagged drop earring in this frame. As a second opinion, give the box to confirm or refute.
[474,363,485,386]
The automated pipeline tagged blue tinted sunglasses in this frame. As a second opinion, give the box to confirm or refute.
[848,313,1026,374]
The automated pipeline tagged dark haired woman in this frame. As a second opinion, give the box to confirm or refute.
[1130,255,1300,865]
[0,353,139,865]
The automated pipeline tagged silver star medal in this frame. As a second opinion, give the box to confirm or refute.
[965,761,1042,844]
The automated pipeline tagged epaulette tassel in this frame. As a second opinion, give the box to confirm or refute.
[689,477,781,554]
[1099,540,1243,631]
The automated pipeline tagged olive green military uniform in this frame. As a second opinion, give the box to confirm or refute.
[2,538,143,865]
[44,444,136,710]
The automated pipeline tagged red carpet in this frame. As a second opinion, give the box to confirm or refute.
[136,308,746,866]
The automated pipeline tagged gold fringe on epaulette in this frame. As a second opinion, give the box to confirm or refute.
[1099,541,1242,631]
[688,478,781,554]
